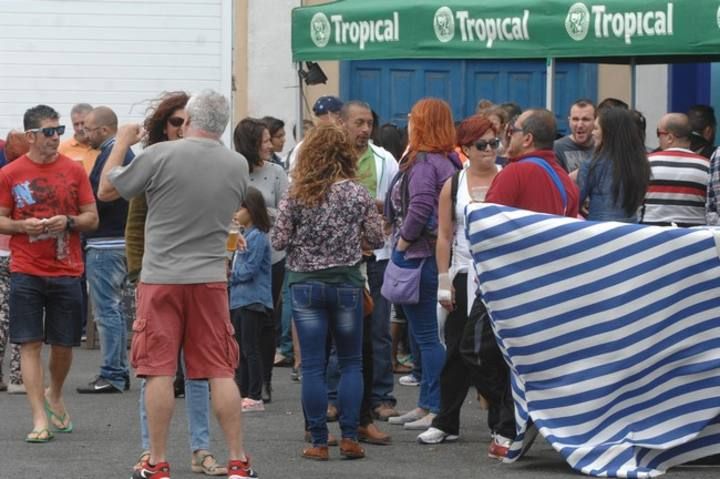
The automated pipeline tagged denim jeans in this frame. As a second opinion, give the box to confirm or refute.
[367,258,396,407]
[139,359,210,452]
[394,250,445,413]
[85,248,128,389]
[277,273,294,358]
[292,281,363,445]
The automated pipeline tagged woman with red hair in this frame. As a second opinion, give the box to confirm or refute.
[418,115,502,444]
[385,98,462,430]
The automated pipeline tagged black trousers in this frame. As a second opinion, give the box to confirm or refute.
[262,260,285,384]
[433,288,516,439]
[232,307,268,401]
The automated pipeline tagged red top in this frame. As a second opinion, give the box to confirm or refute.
[486,149,579,217]
[0,154,95,276]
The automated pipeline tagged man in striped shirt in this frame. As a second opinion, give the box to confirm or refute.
[642,113,709,226]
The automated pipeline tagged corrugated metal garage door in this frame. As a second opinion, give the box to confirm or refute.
[0,0,232,141]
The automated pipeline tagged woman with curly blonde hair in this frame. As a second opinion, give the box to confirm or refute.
[272,124,384,461]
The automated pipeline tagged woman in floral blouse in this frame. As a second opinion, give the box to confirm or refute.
[271,124,384,461]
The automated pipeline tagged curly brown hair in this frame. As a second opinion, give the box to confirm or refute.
[289,124,357,207]
[143,91,189,146]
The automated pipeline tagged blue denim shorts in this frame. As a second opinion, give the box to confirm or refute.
[9,273,83,347]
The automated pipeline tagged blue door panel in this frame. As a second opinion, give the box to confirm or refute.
[340,60,597,135]
[388,69,415,124]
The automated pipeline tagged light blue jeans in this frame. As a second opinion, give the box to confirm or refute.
[292,281,363,445]
[85,247,128,390]
[139,359,210,452]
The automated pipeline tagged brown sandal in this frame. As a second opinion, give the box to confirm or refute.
[191,450,227,476]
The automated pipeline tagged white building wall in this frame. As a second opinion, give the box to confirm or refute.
[636,65,669,150]
[247,0,301,154]
[0,0,233,143]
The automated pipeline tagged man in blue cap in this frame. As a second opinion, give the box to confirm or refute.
[286,96,343,173]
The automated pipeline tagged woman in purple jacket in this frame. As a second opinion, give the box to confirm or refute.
[385,99,463,430]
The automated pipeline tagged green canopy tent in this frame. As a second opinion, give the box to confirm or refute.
[291,0,720,123]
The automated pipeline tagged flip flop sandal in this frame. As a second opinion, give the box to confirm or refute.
[25,428,54,443]
[44,398,73,433]
[191,451,227,476]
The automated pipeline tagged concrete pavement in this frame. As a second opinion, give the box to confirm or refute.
[0,347,716,479]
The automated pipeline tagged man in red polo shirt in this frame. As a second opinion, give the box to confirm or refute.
[482,108,579,460]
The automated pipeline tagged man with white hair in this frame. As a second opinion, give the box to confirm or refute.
[98,90,257,479]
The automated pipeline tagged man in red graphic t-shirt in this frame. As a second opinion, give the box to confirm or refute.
[0,104,98,443]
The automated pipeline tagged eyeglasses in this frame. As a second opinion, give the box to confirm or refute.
[507,124,523,135]
[167,116,185,127]
[656,129,670,138]
[82,125,101,134]
[26,125,66,137]
[475,138,501,151]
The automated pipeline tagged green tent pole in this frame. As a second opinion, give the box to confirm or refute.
[546,57,556,111]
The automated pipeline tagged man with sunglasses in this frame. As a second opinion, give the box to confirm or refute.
[58,103,100,174]
[0,104,98,443]
[77,106,135,395]
[482,108,579,461]
[642,113,709,227]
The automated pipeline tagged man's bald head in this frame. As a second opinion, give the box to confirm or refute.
[89,106,118,131]
[84,106,118,148]
[658,113,692,150]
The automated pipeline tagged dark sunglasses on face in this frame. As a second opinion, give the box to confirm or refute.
[167,116,185,127]
[475,138,501,150]
[26,125,66,137]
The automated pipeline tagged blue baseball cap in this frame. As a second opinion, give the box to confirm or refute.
[312,96,343,116]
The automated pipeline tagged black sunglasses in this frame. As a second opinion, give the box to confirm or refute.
[167,116,185,127]
[27,125,66,137]
[475,138,501,150]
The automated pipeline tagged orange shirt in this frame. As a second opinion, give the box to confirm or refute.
[59,137,99,174]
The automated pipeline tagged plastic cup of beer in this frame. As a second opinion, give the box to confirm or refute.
[470,186,489,202]
[226,223,240,255]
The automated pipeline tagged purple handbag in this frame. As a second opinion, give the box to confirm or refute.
[381,256,426,305]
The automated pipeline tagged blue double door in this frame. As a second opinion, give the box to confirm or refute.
[340,60,597,135]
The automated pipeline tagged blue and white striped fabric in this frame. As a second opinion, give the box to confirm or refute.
[466,202,720,478]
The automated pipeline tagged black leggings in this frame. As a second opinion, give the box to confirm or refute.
[232,307,269,400]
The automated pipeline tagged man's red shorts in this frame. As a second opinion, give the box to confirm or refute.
[131,282,239,379]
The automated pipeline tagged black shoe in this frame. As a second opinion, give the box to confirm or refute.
[77,376,122,394]
[124,376,131,391]
[262,382,272,404]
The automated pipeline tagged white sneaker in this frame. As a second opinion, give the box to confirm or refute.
[417,427,459,444]
[7,383,25,394]
[404,412,436,430]
[398,374,420,387]
[388,408,427,425]
[241,398,265,412]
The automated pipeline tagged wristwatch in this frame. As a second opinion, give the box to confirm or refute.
[65,215,75,231]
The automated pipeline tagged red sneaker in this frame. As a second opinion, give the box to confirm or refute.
[488,434,512,460]
[132,460,170,479]
[227,458,258,478]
